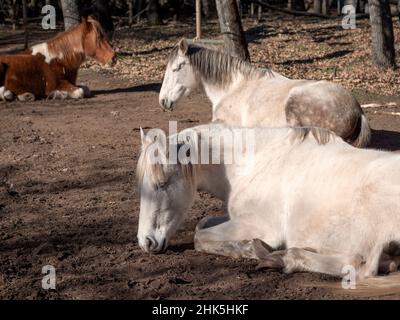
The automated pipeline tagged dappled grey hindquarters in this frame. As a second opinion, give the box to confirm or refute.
[1,0,400,300]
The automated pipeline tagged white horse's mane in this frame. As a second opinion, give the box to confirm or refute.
[169,42,275,87]
[136,126,339,189]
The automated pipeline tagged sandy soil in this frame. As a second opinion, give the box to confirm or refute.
[1,68,400,299]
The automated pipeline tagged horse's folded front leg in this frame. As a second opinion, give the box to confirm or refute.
[194,219,272,259]
[0,86,15,101]
[47,90,68,100]
[256,247,365,277]
[53,80,87,99]
[17,92,36,101]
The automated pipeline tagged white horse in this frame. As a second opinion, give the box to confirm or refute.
[159,39,371,147]
[137,123,400,279]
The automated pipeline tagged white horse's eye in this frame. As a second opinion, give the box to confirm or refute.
[156,181,168,190]
[172,62,186,72]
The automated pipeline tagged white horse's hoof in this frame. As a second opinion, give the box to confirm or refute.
[17,92,35,101]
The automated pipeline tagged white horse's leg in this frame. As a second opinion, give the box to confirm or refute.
[195,215,230,232]
[194,219,273,259]
[256,247,365,277]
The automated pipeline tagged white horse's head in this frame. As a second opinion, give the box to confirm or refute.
[159,39,199,111]
[136,129,197,253]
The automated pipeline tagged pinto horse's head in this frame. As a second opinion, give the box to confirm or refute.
[81,16,115,65]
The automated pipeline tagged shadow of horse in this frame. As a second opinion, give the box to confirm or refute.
[91,82,161,96]
[370,130,400,152]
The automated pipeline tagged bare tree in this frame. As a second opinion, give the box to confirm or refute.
[314,0,321,13]
[216,0,250,61]
[60,0,80,30]
[321,0,329,14]
[147,0,161,25]
[368,0,396,68]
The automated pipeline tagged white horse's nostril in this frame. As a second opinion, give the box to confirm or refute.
[146,236,158,251]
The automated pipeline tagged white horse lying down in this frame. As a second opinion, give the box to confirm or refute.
[137,123,400,279]
[159,39,371,147]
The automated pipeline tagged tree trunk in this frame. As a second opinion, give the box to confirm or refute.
[289,0,306,11]
[314,0,321,13]
[60,0,80,30]
[128,0,133,25]
[368,0,396,68]
[202,0,217,18]
[215,0,250,61]
[147,0,161,25]
[135,0,144,23]
[322,0,329,14]
[95,0,114,39]
[398,0,400,23]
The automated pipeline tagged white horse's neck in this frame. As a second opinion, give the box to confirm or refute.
[200,69,282,113]
[201,73,247,112]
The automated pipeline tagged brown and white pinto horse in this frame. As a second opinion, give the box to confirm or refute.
[0,16,115,101]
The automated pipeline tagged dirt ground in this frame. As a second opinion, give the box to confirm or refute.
[1,12,400,299]
[1,68,400,300]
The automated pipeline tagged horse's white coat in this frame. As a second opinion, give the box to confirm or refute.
[137,124,400,279]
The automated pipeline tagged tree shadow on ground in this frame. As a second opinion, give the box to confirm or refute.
[277,49,353,65]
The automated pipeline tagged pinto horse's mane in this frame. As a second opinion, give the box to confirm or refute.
[44,17,106,64]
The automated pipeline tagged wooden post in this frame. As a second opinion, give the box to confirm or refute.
[250,2,255,16]
[22,0,28,49]
[196,0,201,40]
[257,4,262,21]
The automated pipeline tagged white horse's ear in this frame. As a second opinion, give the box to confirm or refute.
[178,38,188,56]
[140,127,152,147]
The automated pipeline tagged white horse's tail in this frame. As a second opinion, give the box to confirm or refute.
[352,114,371,148]
[313,273,400,298]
